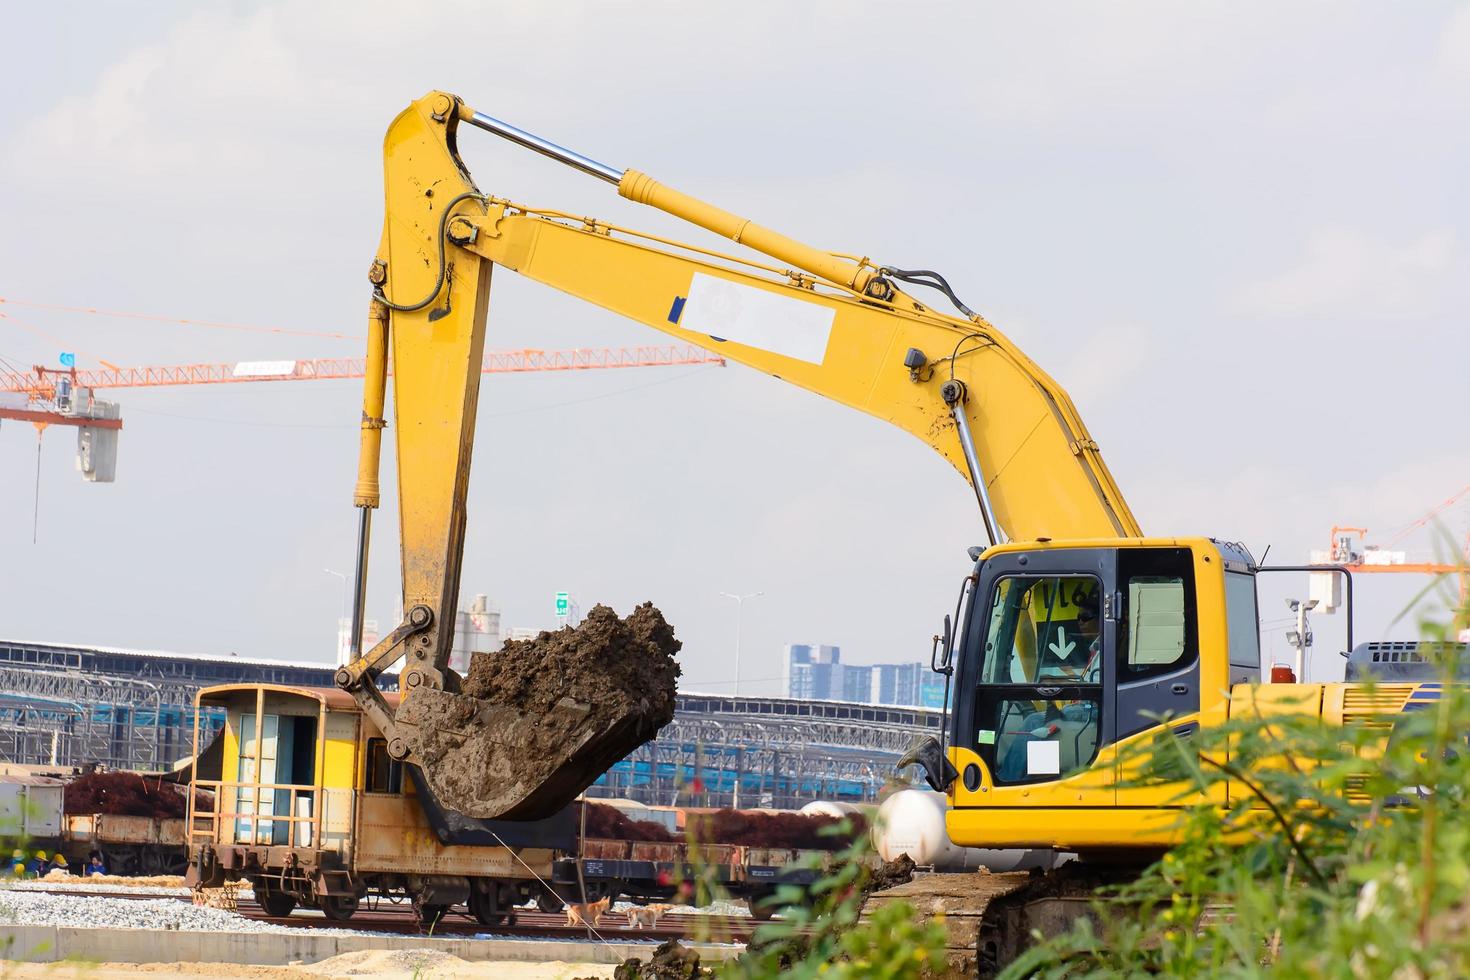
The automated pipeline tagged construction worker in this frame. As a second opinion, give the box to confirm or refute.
[25,850,48,877]
[10,849,24,877]
[86,851,108,876]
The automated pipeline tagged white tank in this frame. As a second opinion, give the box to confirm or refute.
[872,789,1059,872]
[799,800,861,819]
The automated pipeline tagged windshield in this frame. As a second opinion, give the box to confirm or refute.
[981,575,1103,685]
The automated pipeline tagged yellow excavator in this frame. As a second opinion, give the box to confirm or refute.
[334,91,1406,885]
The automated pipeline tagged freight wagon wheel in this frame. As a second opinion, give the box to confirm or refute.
[468,888,507,927]
[746,894,776,921]
[320,894,359,921]
[535,889,563,915]
[258,889,297,917]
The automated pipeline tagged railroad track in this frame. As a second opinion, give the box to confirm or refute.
[237,894,760,942]
[19,886,761,943]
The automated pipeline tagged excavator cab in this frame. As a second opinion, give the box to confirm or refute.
[941,538,1259,850]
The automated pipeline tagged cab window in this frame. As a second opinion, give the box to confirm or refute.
[980,575,1104,685]
[1224,571,1261,675]
[975,574,1103,786]
[1118,548,1197,680]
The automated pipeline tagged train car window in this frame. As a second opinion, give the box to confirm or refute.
[365,738,403,794]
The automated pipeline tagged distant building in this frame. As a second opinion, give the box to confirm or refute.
[335,619,379,668]
[785,644,944,709]
[337,594,499,670]
[450,594,499,674]
[785,644,843,700]
[840,666,872,703]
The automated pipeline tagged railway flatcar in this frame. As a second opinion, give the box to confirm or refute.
[184,684,571,925]
[0,771,191,875]
[184,684,849,925]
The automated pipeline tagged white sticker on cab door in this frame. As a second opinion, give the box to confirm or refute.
[1026,739,1061,776]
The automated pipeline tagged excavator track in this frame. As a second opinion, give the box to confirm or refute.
[861,864,1143,977]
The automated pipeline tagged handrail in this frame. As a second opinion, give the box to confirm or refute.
[190,780,330,847]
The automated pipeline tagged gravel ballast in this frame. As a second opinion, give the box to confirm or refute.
[0,888,370,935]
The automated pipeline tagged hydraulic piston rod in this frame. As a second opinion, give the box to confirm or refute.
[348,297,390,660]
[941,379,1006,548]
[456,101,879,296]
[461,110,624,184]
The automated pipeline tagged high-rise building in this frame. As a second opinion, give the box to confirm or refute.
[785,643,842,700]
[784,645,945,709]
[840,665,872,703]
[450,594,500,674]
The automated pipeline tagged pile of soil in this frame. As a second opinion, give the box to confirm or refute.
[866,852,916,894]
[610,939,711,980]
[686,808,866,851]
[62,771,212,818]
[461,602,680,711]
[580,802,676,842]
[406,603,681,820]
[579,802,866,850]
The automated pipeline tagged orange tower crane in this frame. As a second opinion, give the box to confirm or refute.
[0,345,724,529]
[1317,483,1470,606]
[0,344,724,397]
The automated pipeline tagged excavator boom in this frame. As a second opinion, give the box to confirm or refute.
[335,90,1140,822]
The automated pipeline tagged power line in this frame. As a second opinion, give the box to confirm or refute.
[123,367,716,429]
[0,295,356,342]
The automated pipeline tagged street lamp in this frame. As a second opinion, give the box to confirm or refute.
[1286,597,1319,681]
[718,591,764,696]
[325,568,350,663]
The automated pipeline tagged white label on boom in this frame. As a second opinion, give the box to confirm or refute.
[680,273,834,365]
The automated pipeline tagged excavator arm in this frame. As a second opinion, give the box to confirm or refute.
[335,91,1141,821]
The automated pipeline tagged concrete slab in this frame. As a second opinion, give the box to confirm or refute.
[0,925,742,967]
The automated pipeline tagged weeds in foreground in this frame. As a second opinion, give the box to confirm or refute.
[719,821,945,980]
[1008,584,1470,978]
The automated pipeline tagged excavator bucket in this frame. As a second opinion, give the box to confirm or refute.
[395,602,680,821]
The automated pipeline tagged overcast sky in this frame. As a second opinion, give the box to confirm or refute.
[1,2,1466,690]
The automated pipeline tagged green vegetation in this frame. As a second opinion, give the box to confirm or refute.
[1008,584,1470,978]
[721,822,945,980]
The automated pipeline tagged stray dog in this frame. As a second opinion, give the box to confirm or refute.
[624,903,673,930]
[564,895,611,928]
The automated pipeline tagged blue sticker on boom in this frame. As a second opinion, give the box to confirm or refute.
[667,296,686,324]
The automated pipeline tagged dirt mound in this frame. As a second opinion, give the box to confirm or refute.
[304,948,464,976]
[581,802,676,842]
[462,602,680,710]
[63,771,211,818]
[866,852,916,894]
[686,809,865,850]
[406,603,681,820]
[611,939,711,980]
[579,802,866,850]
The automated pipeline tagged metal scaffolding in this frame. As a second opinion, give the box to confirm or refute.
[592,695,943,808]
[0,665,208,771]
[0,641,943,804]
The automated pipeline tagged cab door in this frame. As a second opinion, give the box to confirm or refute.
[950,547,1117,813]
[1112,546,1204,810]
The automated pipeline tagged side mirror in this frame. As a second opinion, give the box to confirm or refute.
[930,614,953,674]
[896,735,959,792]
